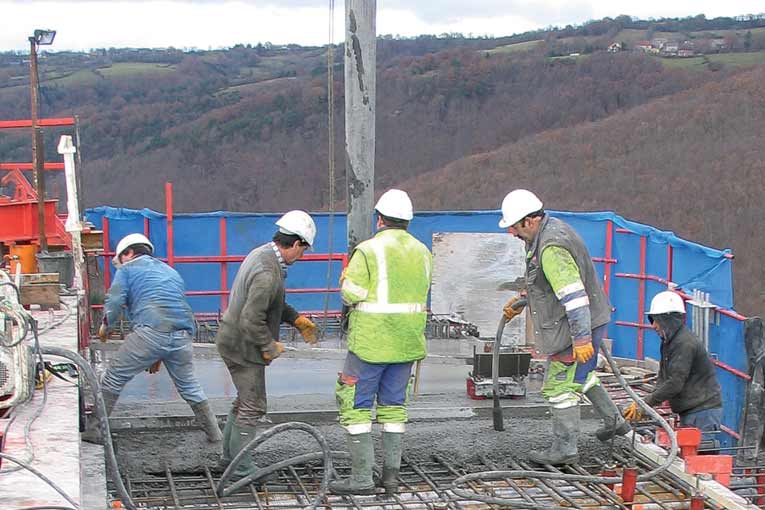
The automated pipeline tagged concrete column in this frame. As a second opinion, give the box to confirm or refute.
[344,0,376,250]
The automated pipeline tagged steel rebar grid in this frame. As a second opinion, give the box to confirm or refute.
[108,448,720,510]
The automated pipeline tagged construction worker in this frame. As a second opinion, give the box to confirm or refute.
[215,210,318,477]
[330,189,433,496]
[499,189,629,465]
[92,233,222,444]
[624,291,722,440]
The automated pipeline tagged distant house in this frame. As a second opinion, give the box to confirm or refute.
[662,42,680,55]
[635,40,652,52]
[678,49,695,57]
[608,42,623,53]
[710,38,727,51]
[651,37,669,49]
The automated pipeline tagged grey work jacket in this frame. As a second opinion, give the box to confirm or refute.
[215,243,299,366]
[526,215,611,355]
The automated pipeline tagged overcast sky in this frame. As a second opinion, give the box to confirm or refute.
[1,1,763,52]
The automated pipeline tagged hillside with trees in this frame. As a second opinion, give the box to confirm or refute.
[402,67,765,314]
[0,13,764,312]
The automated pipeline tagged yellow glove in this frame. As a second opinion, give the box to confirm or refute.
[295,315,317,344]
[262,341,286,364]
[573,339,595,364]
[623,402,643,421]
[98,323,108,342]
[146,360,161,374]
[503,296,526,321]
[339,267,347,286]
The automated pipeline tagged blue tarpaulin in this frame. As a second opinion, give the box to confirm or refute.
[86,206,745,446]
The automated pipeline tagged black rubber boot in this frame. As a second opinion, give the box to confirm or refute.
[381,431,403,495]
[586,385,631,442]
[330,432,376,495]
[528,406,580,466]
[81,390,119,445]
[190,400,223,442]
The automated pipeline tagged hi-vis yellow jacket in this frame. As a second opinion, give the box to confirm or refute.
[341,228,433,363]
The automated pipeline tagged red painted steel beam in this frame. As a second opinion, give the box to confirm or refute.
[220,217,228,311]
[165,182,174,266]
[102,217,111,287]
[0,162,64,171]
[97,253,347,263]
[603,219,614,296]
[712,359,752,381]
[667,245,673,283]
[614,321,654,330]
[637,235,647,360]
[720,424,741,440]
[186,288,340,296]
[0,117,76,129]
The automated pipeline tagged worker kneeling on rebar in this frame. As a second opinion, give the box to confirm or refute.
[86,233,222,444]
[331,189,433,496]
[624,291,723,445]
[498,190,630,466]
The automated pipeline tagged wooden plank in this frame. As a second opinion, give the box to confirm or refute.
[81,230,104,252]
[20,273,59,285]
[20,283,60,310]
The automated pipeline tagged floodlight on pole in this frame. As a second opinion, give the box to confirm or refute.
[32,29,56,46]
[29,28,56,251]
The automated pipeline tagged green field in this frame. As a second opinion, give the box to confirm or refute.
[486,40,542,54]
[98,62,175,77]
[656,50,765,70]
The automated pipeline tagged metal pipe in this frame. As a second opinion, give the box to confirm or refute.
[622,467,638,504]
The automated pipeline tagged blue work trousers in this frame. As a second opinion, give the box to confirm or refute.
[343,352,413,411]
[101,325,207,404]
[680,406,722,444]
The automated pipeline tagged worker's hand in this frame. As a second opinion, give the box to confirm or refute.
[339,267,347,285]
[503,296,526,321]
[294,315,318,344]
[98,323,108,342]
[262,341,286,364]
[146,360,161,374]
[623,402,644,421]
[573,338,595,364]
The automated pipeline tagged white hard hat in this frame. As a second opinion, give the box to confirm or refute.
[275,210,317,247]
[647,291,686,316]
[375,189,413,221]
[498,189,544,228]
[113,233,154,266]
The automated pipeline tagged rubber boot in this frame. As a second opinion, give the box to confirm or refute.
[586,385,631,442]
[190,400,223,442]
[381,431,403,495]
[528,406,580,465]
[81,390,119,445]
[228,421,260,479]
[221,408,236,463]
[330,432,376,495]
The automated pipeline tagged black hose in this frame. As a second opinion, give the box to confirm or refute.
[451,344,679,503]
[39,346,138,510]
[216,422,333,509]
[0,452,80,509]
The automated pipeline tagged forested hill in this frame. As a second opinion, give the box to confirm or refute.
[0,14,764,312]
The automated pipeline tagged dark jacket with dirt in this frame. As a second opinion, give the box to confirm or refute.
[215,243,299,366]
[645,315,722,415]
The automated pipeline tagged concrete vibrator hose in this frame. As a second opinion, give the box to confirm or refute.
[453,342,679,507]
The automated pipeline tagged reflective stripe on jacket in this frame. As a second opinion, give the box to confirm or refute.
[342,228,433,363]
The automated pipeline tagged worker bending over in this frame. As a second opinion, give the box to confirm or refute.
[92,233,221,444]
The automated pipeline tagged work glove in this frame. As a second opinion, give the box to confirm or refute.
[262,341,286,364]
[623,401,644,421]
[339,267,347,285]
[294,315,318,344]
[98,323,108,342]
[573,338,595,364]
[502,296,526,321]
[146,361,161,374]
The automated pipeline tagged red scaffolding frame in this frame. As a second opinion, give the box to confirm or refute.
[96,182,348,321]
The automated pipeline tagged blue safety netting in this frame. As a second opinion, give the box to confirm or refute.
[86,206,745,446]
